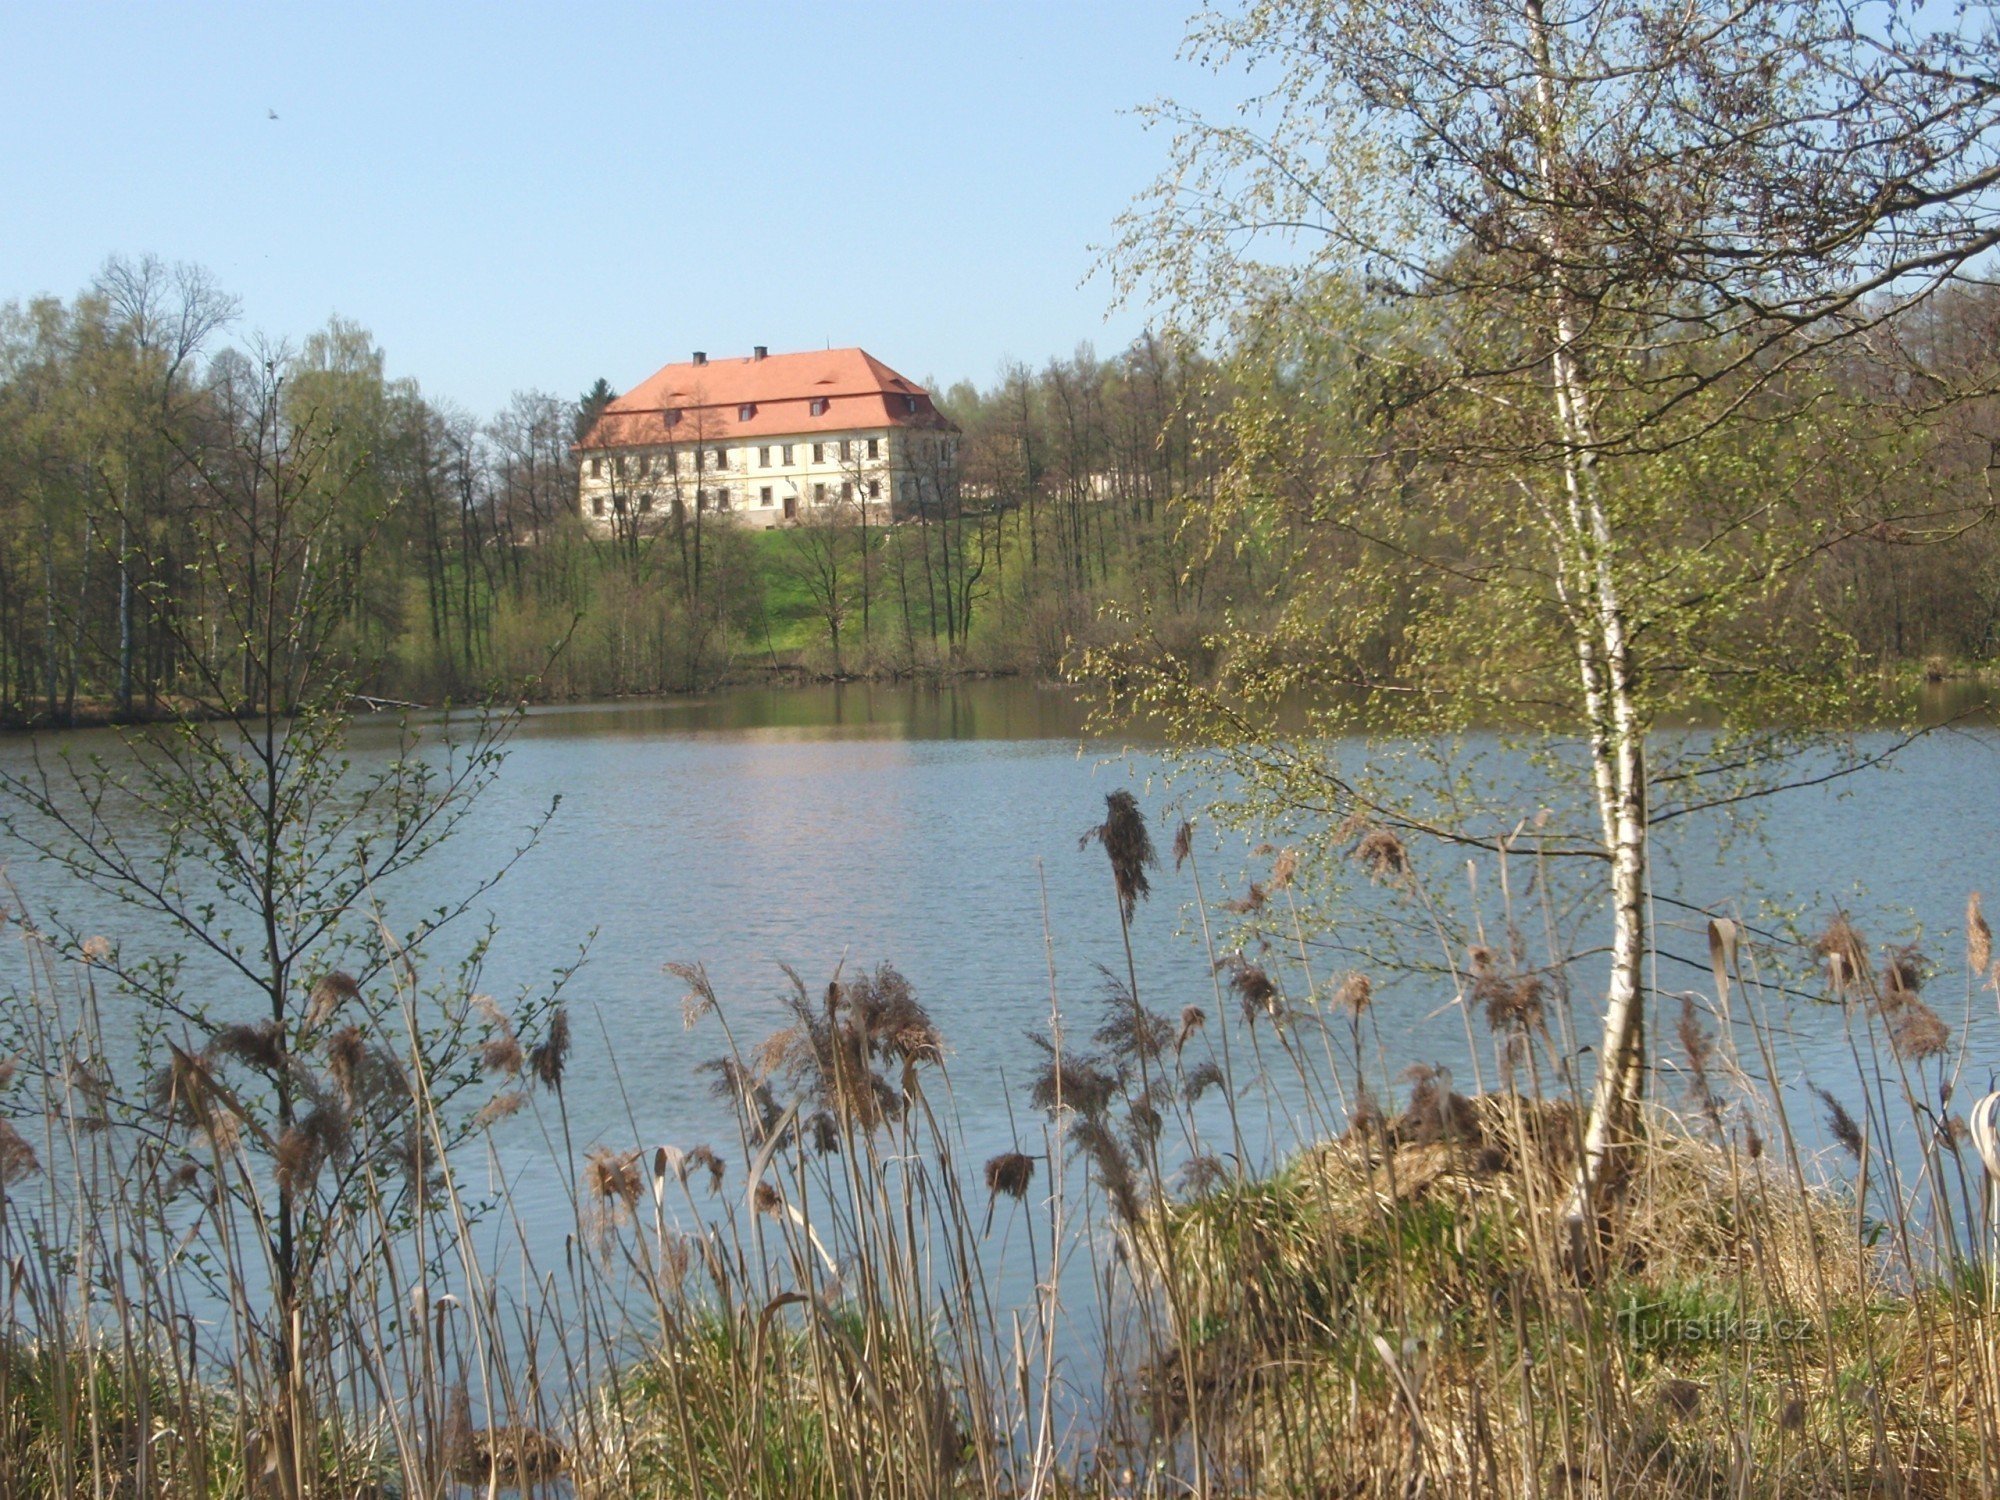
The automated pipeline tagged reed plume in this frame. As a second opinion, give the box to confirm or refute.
[471,1089,529,1129]
[584,1147,644,1212]
[1352,826,1410,884]
[1814,914,1868,994]
[1071,1116,1142,1226]
[1026,1036,1119,1119]
[0,1117,39,1183]
[275,1095,352,1195]
[324,1024,367,1104]
[1179,1153,1228,1195]
[1970,892,1992,977]
[1476,967,1546,1034]
[1125,1090,1165,1148]
[984,1151,1035,1202]
[1217,955,1281,1025]
[1182,1059,1227,1104]
[1221,882,1267,914]
[845,963,944,1066]
[1814,1087,1864,1158]
[530,1006,570,1091]
[207,1019,285,1074]
[807,1111,840,1155]
[1880,943,1928,998]
[148,1046,218,1134]
[684,1143,726,1192]
[668,960,719,1027]
[1677,995,1724,1134]
[1333,972,1373,1016]
[472,995,524,1077]
[305,970,359,1030]
[480,1033,525,1078]
[1082,790,1157,924]
[1094,992,1174,1065]
[1887,1001,1950,1062]
[702,1057,786,1141]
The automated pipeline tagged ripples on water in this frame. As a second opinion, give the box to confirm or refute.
[5,679,1998,1393]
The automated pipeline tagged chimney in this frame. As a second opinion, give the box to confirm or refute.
[753,345,768,361]
[692,351,707,366]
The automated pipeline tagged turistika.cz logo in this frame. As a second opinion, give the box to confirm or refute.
[1617,1306,1813,1344]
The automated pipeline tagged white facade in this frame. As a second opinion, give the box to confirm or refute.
[580,427,960,532]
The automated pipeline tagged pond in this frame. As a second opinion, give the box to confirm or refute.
[4,678,1997,1421]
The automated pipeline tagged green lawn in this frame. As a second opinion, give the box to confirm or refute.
[746,530,824,656]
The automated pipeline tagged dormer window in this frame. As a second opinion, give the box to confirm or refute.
[810,397,829,417]
[903,395,919,414]
[738,404,755,421]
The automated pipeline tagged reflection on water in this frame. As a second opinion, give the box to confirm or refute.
[499,679,1098,745]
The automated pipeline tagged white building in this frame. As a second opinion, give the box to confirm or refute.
[575,346,960,531]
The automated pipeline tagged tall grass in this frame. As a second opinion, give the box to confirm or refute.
[5,817,2000,1497]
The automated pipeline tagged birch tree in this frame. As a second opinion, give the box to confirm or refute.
[1110,0,2000,1252]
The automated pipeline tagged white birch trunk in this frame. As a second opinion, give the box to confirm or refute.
[1525,0,1650,1259]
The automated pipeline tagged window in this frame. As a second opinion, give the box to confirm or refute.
[717,487,730,510]
[591,495,604,516]
[839,439,852,462]
[903,395,918,414]
[867,479,880,500]
[812,442,825,463]
[696,491,708,513]
[614,455,627,477]
[738,404,755,421]
[640,492,653,513]
[782,443,794,465]
[867,437,879,459]
[813,483,827,505]
[758,446,769,467]
[810,397,828,417]
[841,481,853,502]
[639,454,651,477]
[590,456,602,478]
[760,486,773,506]
[712,447,727,469]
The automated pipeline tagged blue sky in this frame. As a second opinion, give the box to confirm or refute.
[1,3,1237,414]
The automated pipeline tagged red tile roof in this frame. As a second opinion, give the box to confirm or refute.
[577,347,957,449]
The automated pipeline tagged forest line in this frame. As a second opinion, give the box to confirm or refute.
[0,256,1995,726]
